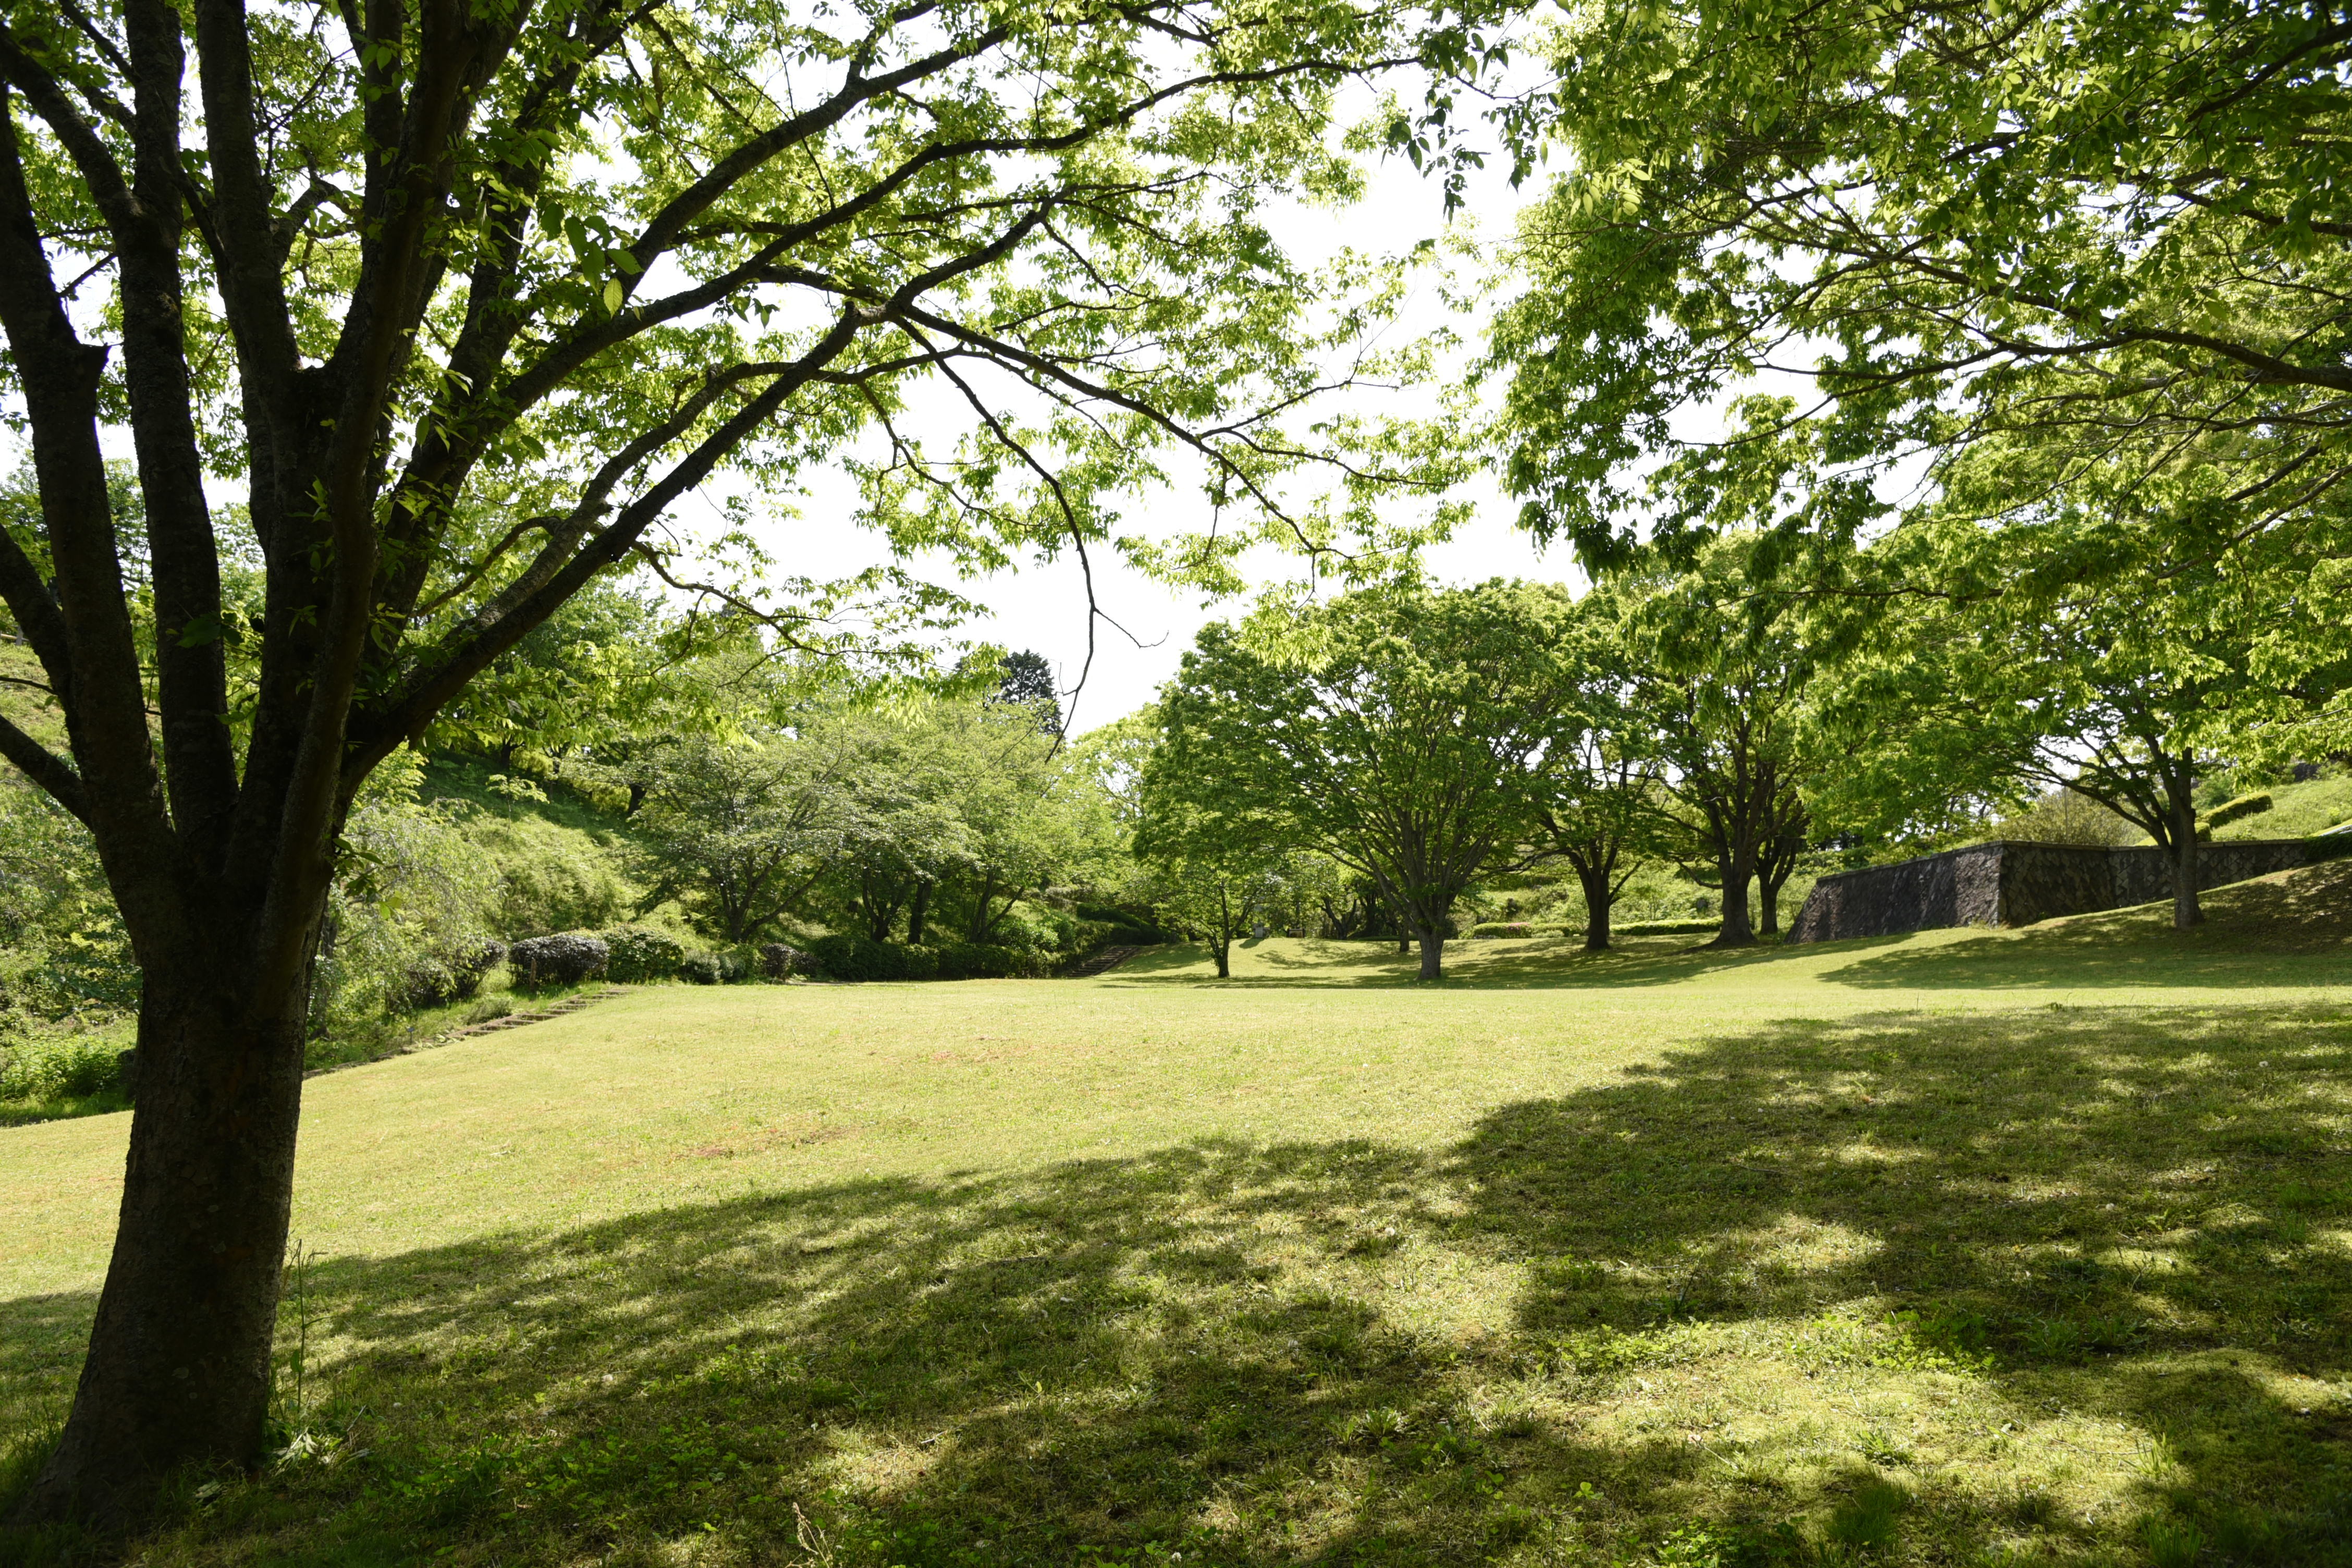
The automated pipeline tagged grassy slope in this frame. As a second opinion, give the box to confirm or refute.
[2,867,2349,1565]
[420,753,646,846]
[2210,773,2352,841]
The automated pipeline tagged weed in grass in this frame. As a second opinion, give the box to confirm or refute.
[463,995,513,1025]
[271,1239,319,1437]
[1822,1477,1910,1558]
[2142,1517,2204,1568]
[1656,1521,1805,1566]
[2023,1317,2087,1363]
[1854,1429,1914,1468]
[2081,1312,2148,1354]
[1335,1406,1413,1447]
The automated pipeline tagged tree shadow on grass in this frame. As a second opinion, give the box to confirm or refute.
[1456,1002,2352,1554]
[5,1003,2350,1565]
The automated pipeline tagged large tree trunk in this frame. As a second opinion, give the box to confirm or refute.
[907,882,929,946]
[20,965,311,1523]
[1712,851,1758,947]
[1415,929,1443,980]
[1574,860,1614,951]
[1758,870,1790,938]
[2169,786,2202,930]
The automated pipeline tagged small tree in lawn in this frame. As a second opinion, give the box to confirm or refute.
[1134,855,1284,979]
[1152,580,1582,981]
[1135,719,1289,980]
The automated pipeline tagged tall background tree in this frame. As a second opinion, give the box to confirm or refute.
[1606,548,1822,947]
[0,0,1490,1517]
[1533,595,1660,951]
[1149,580,1581,979]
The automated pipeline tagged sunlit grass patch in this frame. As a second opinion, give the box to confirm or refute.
[3,908,2351,1563]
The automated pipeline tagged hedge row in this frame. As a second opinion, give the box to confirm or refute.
[805,934,1050,982]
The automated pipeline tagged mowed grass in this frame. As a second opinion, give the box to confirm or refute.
[2,867,2349,1566]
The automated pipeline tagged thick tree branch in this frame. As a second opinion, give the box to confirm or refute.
[121,0,241,856]
[0,714,88,823]
[0,85,172,866]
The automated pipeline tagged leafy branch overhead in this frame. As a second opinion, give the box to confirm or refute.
[1494,0,2352,570]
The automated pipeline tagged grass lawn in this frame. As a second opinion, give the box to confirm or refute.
[3,867,2349,1566]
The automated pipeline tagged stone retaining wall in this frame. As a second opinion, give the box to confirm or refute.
[1788,839,2319,943]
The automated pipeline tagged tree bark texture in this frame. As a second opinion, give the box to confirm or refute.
[2168,781,2203,930]
[1416,930,1444,981]
[21,988,310,1520]
[1714,855,1758,947]
[1575,860,1614,951]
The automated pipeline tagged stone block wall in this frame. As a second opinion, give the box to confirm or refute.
[1788,839,2318,944]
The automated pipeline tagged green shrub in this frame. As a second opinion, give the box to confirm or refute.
[1610,918,1722,937]
[397,937,506,1010]
[599,925,685,983]
[806,934,1043,981]
[1470,921,1536,938]
[808,933,905,981]
[934,941,1046,979]
[0,1035,125,1103]
[759,942,814,978]
[507,933,608,990]
[678,952,726,985]
[2202,791,2274,834]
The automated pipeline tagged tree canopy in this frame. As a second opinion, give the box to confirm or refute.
[1495,0,2352,567]
[1147,579,1581,979]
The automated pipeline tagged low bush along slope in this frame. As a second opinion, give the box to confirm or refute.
[3,865,2348,1565]
[2208,771,2352,842]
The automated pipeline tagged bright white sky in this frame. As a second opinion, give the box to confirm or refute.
[709,146,1575,738]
